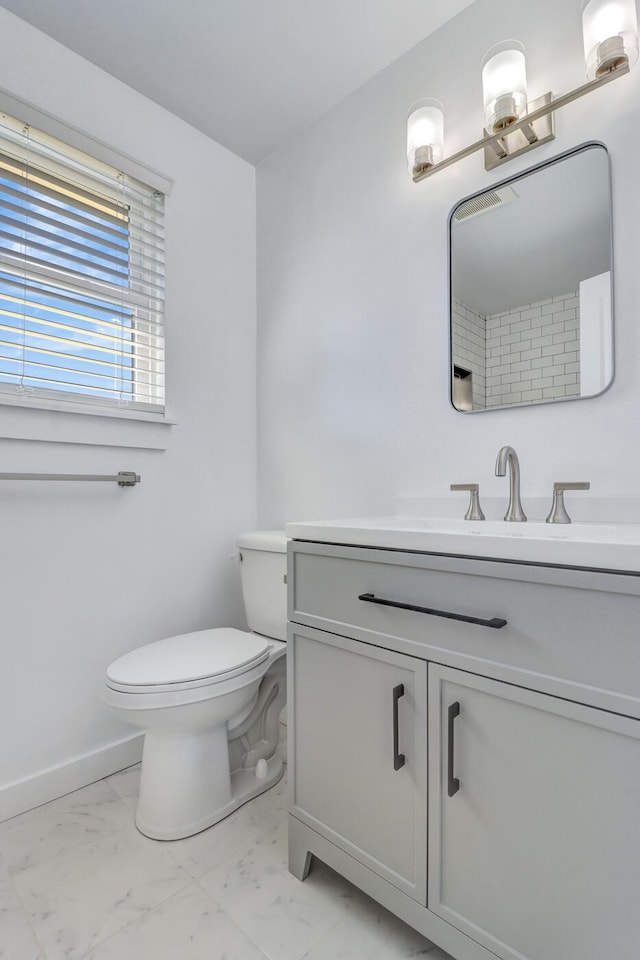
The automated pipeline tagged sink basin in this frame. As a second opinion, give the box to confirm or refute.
[285,516,640,573]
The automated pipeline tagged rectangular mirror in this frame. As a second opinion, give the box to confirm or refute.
[449,142,612,412]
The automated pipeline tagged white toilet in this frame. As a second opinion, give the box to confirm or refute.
[103,530,287,841]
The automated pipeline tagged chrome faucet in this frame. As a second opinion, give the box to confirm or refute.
[495,445,527,522]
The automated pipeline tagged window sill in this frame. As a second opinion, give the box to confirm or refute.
[0,395,176,449]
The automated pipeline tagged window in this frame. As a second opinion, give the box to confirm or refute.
[0,111,165,415]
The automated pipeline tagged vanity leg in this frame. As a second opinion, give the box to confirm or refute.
[288,814,313,881]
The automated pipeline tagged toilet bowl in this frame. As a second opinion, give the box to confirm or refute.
[103,531,287,841]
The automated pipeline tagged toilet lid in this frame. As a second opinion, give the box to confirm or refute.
[106,628,270,687]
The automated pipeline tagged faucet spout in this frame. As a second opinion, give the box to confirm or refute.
[495,445,527,522]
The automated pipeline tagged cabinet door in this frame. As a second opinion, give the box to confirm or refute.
[429,664,640,960]
[289,625,427,902]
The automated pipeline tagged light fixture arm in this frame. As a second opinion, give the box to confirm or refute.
[412,60,628,183]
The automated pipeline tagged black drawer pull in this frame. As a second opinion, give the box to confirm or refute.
[392,684,405,771]
[358,592,507,630]
[447,701,461,797]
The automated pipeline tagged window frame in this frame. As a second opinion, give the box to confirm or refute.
[0,88,175,446]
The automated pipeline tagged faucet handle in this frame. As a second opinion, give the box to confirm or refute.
[546,482,590,525]
[450,483,486,521]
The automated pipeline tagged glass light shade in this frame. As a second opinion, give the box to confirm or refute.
[582,0,639,78]
[407,98,444,175]
[481,40,528,134]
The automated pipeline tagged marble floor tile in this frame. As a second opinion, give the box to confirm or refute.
[302,887,451,960]
[0,781,131,877]
[0,851,10,885]
[11,821,191,960]
[105,764,141,812]
[84,883,267,960]
[0,880,44,960]
[199,821,355,960]
[169,774,289,880]
[0,758,459,960]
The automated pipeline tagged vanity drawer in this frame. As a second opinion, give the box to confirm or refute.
[289,542,640,707]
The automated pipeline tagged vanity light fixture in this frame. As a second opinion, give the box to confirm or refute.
[410,0,638,182]
[407,98,444,176]
[582,0,639,77]
[482,40,528,133]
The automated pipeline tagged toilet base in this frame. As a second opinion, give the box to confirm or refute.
[135,753,285,841]
[110,643,287,842]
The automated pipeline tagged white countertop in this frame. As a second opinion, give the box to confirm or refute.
[285,515,640,573]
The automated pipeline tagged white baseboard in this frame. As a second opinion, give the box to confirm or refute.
[0,734,144,823]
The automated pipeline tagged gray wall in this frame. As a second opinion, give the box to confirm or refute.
[0,8,257,818]
[257,0,638,527]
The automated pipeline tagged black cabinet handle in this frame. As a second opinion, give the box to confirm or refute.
[358,592,507,630]
[447,701,460,797]
[392,684,405,771]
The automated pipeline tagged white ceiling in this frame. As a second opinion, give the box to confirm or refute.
[0,0,478,164]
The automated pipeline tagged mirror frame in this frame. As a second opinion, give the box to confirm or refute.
[448,142,614,414]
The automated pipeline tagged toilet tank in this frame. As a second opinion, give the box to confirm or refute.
[236,531,287,642]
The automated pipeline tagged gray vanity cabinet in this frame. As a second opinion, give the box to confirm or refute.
[287,539,640,960]
[429,664,640,960]
[288,625,428,903]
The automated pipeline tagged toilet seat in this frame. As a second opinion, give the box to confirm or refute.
[105,628,271,695]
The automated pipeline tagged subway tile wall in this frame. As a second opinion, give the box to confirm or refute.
[452,292,580,410]
[485,292,580,408]
[451,299,486,409]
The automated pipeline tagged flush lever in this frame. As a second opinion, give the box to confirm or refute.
[546,482,590,524]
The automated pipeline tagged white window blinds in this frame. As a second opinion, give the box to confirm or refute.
[0,112,165,414]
